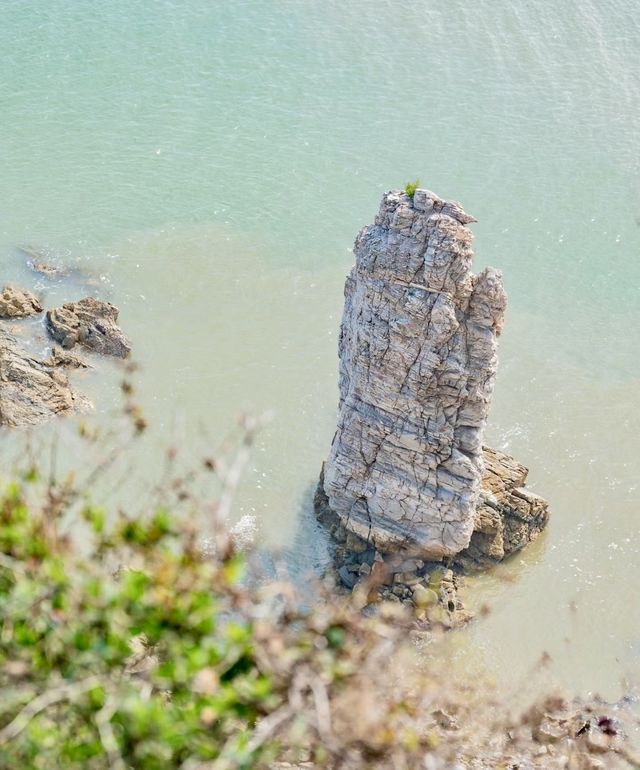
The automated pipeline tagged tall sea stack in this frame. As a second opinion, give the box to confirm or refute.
[317,189,548,567]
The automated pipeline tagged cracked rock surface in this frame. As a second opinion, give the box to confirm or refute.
[0,329,80,427]
[0,285,43,318]
[321,188,547,561]
[47,297,131,358]
[456,446,549,568]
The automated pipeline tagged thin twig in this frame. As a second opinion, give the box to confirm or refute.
[245,704,294,754]
[308,675,333,743]
[95,692,126,770]
[616,746,640,768]
[216,422,259,522]
[189,703,294,770]
[0,675,103,744]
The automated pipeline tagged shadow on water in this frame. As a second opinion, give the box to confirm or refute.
[249,482,335,595]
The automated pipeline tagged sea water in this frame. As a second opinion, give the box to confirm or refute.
[1,0,638,699]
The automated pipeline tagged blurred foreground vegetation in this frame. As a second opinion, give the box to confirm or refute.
[0,400,637,769]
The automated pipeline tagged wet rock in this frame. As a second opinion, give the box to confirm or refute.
[0,329,82,427]
[0,285,43,318]
[345,531,368,553]
[18,244,70,278]
[46,297,131,358]
[394,571,420,585]
[338,565,358,589]
[43,346,90,369]
[19,245,109,294]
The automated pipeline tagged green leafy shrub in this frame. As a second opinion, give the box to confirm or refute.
[0,413,634,768]
[0,449,445,770]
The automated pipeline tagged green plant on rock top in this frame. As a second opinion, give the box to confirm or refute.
[404,179,420,198]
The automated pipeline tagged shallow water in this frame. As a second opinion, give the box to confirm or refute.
[1,0,639,700]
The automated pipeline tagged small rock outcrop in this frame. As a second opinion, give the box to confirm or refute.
[0,285,43,318]
[43,347,91,370]
[318,188,548,568]
[47,297,131,358]
[0,330,79,427]
[457,447,549,569]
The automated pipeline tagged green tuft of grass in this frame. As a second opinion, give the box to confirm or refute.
[404,179,420,198]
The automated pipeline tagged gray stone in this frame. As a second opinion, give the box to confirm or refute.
[337,565,357,589]
[318,188,548,563]
[46,297,131,358]
[412,585,439,608]
[0,329,82,427]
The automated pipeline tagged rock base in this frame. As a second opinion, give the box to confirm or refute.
[314,445,549,628]
[314,469,471,629]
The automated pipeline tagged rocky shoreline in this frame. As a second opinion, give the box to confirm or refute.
[0,273,130,427]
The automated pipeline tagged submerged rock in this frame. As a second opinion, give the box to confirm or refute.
[43,346,91,370]
[0,285,43,318]
[18,244,70,278]
[19,245,110,293]
[0,330,81,427]
[317,188,548,569]
[46,297,131,358]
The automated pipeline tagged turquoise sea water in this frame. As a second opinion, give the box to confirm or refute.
[1,0,639,699]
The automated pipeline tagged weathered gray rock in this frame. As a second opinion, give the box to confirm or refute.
[319,188,548,563]
[455,447,549,568]
[316,447,548,571]
[46,297,130,358]
[0,285,43,318]
[0,330,80,427]
[322,189,508,559]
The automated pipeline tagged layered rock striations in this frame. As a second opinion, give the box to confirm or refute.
[461,447,549,568]
[0,329,79,427]
[320,189,548,565]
